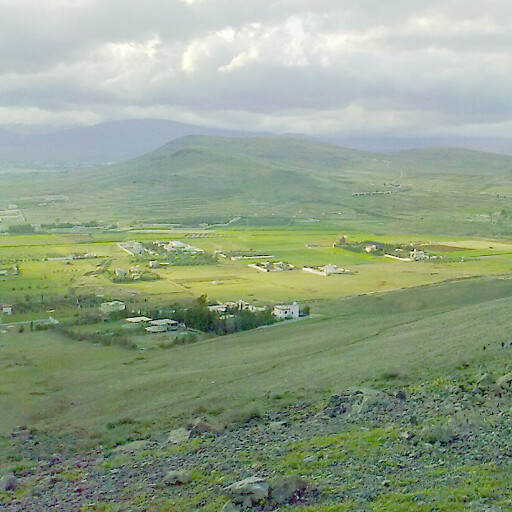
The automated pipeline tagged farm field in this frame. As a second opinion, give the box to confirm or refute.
[2,227,512,308]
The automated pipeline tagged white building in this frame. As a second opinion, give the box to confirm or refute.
[410,249,427,260]
[0,305,13,315]
[302,264,348,276]
[273,302,300,320]
[99,301,126,315]
[126,316,152,324]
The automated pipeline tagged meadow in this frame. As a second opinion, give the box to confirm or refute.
[1,275,511,436]
[2,227,512,309]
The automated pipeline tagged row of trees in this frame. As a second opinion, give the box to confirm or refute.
[151,295,278,335]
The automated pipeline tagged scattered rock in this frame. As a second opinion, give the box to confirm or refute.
[0,474,17,492]
[225,476,269,508]
[163,469,192,485]
[167,427,191,444]
[189,416,226,434]
[348,388,392,418]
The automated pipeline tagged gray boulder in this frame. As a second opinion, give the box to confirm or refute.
[0,475,17,492]
[163,470,192,485]
[225,476,269,508]
[189,416,226,434]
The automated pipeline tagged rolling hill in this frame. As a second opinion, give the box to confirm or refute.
[1,135,512,235]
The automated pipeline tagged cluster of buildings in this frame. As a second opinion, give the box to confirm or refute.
[207,300,301,320]
[99,301,185,334]
[248,261,294,272]
[208,300,267,314]
[384,248,428,262]
[0,265,18,276]
[118,240,205,258]
[153,240,204,254]
[302,264,350,276]
[117,241,145,256]
[125,316,183,334]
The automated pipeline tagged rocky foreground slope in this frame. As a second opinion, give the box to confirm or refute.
[2,364,512,511]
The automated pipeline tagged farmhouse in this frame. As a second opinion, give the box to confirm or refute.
[0,305,13,315]
[302,264,349,276]
[161,240,204,253]
[99,301,126,315]
[145,325,168,334]
[410,249,427,260]
[126,316,152,324]
[273,302,300,320]
[248,261,294,272]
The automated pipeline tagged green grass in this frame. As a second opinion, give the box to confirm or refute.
[3,228,512,307]
[1,276,511,434]
[2,137,512,237]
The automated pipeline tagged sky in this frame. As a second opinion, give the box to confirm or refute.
[1,0,511,137]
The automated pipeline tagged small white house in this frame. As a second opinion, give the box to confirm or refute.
[99,301,126,315]
[0,305,13,315]
[126,316,152,324]
[410,249,427,260]
[273,302,300,320]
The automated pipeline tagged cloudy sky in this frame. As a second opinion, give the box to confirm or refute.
[1,0,511,137]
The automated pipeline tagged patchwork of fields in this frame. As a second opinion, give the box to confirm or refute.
[2,227,512,309]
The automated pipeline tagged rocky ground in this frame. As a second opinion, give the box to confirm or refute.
[2,367,512,511]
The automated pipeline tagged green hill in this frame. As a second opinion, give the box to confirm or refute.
[2,136,512,235]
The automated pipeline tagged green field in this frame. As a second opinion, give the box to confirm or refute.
[0,276,510,434]
[2,227,512,308]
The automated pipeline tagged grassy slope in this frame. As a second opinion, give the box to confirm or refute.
[1,276,511,435]
[1,137,512,236]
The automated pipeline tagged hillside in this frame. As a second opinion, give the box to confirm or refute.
[1,277,512,510]
[1,135,512,235]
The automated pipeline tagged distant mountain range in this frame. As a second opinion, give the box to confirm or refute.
[0,119,268,166]
[0,118,511,166]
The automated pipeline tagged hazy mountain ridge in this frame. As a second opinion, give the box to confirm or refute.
[1,118,512,166]
[0,119,269,165]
